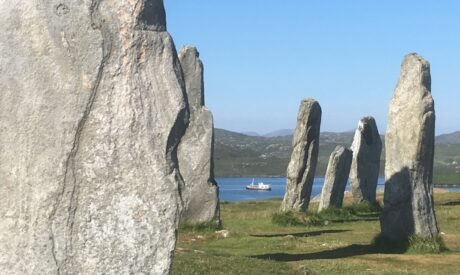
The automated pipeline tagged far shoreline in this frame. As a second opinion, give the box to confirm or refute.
[215,176,460,188]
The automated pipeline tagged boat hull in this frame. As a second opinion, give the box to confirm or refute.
[245,186,271,191]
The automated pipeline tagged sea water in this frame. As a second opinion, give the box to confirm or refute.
[217,177,459,202]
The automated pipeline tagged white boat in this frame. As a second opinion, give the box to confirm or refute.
[246,178,271,191]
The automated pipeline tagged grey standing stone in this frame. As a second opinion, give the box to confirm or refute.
[318,146,353,211]
[350,116,382,203]
[380,53,439,241]
[0,1,187,274]
[281,99,322,212]
[178,46,220,226]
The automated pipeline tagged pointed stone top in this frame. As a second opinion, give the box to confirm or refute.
[137,0,167,31]
[360,116,376,124]
[356,116,380,147]
[294,98,321,135]
[301,98,319,106]
[179,46,200,58]
[179,46,205,111]
[332,145,349,156]
[295,98,321,134]
[392,53,433,115]
[297,98,321,120]
[403,53,429,67]
[399,53,431,91]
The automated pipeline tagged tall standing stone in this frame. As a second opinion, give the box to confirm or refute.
[177,46,220,226]
[350,116,382,203]
[318,146,353,211]
[0,1,187,274]
[380,53,439,241]
[281,99,321,212]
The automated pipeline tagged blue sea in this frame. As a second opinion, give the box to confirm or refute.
[216,177,460,202]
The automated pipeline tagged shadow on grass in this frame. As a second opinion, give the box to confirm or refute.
[252,234,448,262]
[355,213,380,218]
[251,244,377,262]
[250,229,350,238]
[179,221,222,233]
[326,217,379,223]
[440,200,460,206]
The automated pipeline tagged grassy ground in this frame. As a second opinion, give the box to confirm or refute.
[434,174,460,185]
[171,191,460,274]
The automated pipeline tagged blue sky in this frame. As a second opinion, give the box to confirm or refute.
[166,1,460,135]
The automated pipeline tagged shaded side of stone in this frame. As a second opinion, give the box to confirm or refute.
[281,99,322,212]
[318,146,353,211]
[350,116,382,203]
[137,0,167,31]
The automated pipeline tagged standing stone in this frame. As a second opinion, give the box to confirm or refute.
[177,46,220,226]
[380,53,439,241]
[0,1,187,274]
[318,146,353,211]
[350,116,382,203]
[281,99,322,212]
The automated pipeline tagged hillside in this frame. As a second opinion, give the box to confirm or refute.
[213,128,460,184]
[436,131,460,144]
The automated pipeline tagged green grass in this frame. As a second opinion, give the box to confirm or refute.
[271,201,382,227]
[308,201,381,226]
[433,174,460,185]
[179,221,222,233]
[407,235,448,254]
[345,201,382,213]
[172,192,460,274]
[173,253,296,275]
[271,211,306,226]
[372,234,448,254]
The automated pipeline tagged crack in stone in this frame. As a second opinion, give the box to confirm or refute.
[49,1,112,273]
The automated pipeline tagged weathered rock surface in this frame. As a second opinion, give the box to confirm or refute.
[380,53,439,241]
[0,1,187,274]
[350,116,382,203]
[281,99,322,212]
[318,146,353,211]
[178,46,220,225]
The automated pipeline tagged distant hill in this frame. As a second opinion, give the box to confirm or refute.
[320,131,356,144]
[213,128,367,178]
[241,131,260,137]
[213,128,460,184]
[263,129,294,137]
[436,131,460,144]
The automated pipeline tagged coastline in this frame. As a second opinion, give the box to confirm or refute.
[216,175,459,187]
